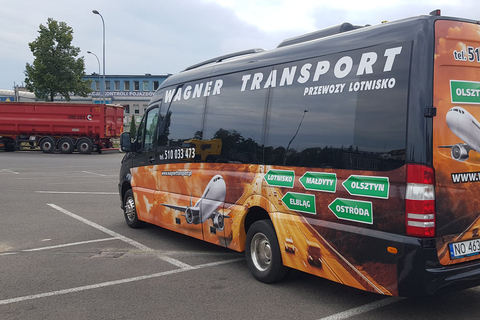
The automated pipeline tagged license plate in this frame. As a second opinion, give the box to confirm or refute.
[449,238,480,259]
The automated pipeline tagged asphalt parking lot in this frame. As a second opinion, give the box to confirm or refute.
[2,151,480,320]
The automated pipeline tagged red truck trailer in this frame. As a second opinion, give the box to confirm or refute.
[0,102,123,154]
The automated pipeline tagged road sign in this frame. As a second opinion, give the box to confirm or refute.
[342,175,389,199]
[328,198,373,224]
[264,169,295,188]
[282,192,316,214]
[299,172,336,192]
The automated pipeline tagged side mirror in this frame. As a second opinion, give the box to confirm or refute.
[120,132,132,152]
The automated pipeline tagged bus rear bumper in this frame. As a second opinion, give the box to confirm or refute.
[398,237,480,297]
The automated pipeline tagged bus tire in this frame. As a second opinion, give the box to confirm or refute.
[123,189,144,228]
[245,220,290,283]
[40,137,55,153]
[77,138,93,154]
[58,138,75,154]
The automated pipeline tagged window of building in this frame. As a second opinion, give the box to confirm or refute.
[134,81,140,91]
[105,81,111,91]
[143,81,149,91]
[133,104,140,114]
[124,105,130,114]
[124,81,130,91]
[153,81,159,90]
[94,81,100,91]
[114,80,120,91]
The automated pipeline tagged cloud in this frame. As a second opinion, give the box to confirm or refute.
[1,0,479,89]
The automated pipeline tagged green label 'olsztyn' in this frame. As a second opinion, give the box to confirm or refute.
[451,80,480,104]
[343,175,389,199]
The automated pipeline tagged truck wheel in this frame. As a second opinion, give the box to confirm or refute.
[123,189,144,228]
[40,137,55,153]
[77,138,93,154]
[59,138,74,154]
[4,138,15,152]
[245,220,290,283]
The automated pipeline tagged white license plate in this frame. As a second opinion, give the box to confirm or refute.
[449,238,480,259]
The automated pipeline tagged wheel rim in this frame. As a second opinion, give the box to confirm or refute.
[250,232,271,272]
[125,196,136,222]
[60,141,71,151]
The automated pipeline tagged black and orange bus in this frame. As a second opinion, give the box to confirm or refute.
[119,10,480,296]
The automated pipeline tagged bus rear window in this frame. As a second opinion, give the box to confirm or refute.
[264,43,411,170]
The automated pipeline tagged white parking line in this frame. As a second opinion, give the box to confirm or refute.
[0,257,244,306]
[37,191,117,195]
[0,169,20,174]
[0,238,118,256]
[23,238,117,252]
[47,203,191,269]
[82,171,107,177]
[47,203,152,251]
[317,297,403,320]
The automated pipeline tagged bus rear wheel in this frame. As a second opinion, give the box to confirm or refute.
[245,220,290,283]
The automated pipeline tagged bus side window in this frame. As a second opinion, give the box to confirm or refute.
[135,107,159,152]
[203,72,268,164]
[155,83,204,161]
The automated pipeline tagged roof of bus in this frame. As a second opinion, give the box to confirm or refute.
[152,13,476,101]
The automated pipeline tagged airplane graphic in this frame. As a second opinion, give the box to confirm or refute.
[442,107,480,162]
[161,174,228,230]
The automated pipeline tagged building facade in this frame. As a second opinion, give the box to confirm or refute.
[0,74,170,131]
[81,74,170,129]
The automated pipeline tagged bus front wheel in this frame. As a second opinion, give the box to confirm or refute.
[123,189,144,228]
[245,220,290,283]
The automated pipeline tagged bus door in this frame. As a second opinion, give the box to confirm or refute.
[154,84,206,241]
[130,106,160,224]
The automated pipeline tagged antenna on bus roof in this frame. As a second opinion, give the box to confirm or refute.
[183,48,265,72]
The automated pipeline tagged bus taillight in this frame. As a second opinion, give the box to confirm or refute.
[405,164,436,237]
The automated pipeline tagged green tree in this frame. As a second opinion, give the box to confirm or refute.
[129,115,137,138]
[24,18,92,101]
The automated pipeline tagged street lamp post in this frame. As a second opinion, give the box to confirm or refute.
[92,10,106,104]
[86,51,101,96]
